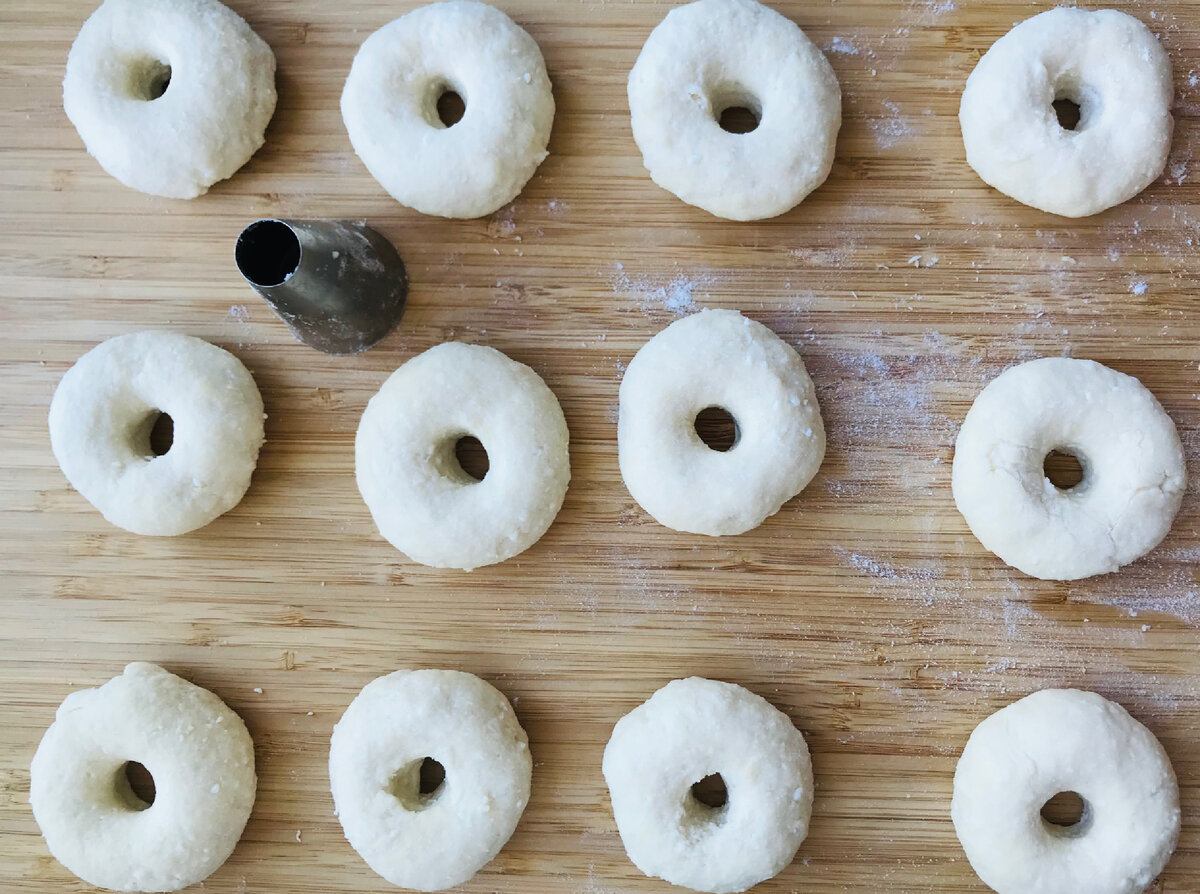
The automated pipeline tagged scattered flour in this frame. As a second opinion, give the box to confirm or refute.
[828,36,860,55]
[870,100,911,149]
[609,265,714,316]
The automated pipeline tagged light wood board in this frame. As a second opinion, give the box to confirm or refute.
[2,0,1200,891]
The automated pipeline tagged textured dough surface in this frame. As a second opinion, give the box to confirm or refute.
[619,308,825,535]
[30,662,256,893]
[341,0,554,218]
[628,0,841,220]
[952,356,1184,580]
[63,0,277,199]
[952,689,1179,894]
[48,331,265,536]
[959,7,1172,217]
[329,669,532,892]
[603,677,813,893]
[355,342,570,570]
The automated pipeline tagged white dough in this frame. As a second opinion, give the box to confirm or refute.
[952,357,1184,580]
[355,342,570,570]
[959,8,1172,217]
[30,663,256,893]
[627,0,841,220]
[952,689,1179,894]
[619,309,825,535]
[48,331,265,536]
[63,0,277,199]
[341,0,554,218]
[329,669,532,892]
[603,677,813,894]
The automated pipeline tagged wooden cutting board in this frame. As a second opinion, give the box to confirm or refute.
[2,0,1199,891]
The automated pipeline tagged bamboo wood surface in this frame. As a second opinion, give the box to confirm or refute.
[2,0,1200,891]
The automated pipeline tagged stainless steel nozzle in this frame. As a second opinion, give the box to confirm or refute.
[235,218,408,355]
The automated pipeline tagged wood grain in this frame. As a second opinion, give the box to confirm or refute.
[2,0,1199,891]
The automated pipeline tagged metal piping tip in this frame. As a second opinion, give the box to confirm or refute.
[235,218,408,355]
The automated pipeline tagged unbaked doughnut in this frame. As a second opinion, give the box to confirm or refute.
[603,677,813,894]
[959,8,1172,217]
[329,669,531,892]
[48,331,265,536]
[356,342,570,570]
[341,0,554,218]
[627,0,841,220]
[63,0,276,199]
[619,309,824,535]
[30,662,256,892]
[952,357,1184,580]
[952,689,1179,894]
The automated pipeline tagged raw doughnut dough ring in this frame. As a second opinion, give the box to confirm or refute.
[355,342,570,570]
[952,689,1180,894]
[329,669,532,892]
[959,7,1172,217]
[63,0,277,199]
[627,0,841,220]
[952,357,1185,580]
[48,331,265,536]
[30,663,257,893]
[602,677,814,894]
[341,0,554,218]
[618,308,825,535]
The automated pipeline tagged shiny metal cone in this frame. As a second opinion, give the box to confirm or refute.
[235,218,408,355]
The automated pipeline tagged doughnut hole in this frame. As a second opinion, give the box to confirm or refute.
[114,760,156,811]
[1043,449,1085,490]
[682,772,729,835]
[1053,97,1082,131]
[1041,790,1091,837]
[437,90,466,127]
[148,412,174,457]
[425,81,467,129]
[132,410,174,459]
[710,84,762,134]
[454,436,490,481]
[387,757,446,811]
[694,406,739,452]
[1050,79,1100,133]
[128,58,172,101]
[690,772,728,809]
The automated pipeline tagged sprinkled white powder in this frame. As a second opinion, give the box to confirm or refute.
[870,101,910,149]
[609,266,715,316]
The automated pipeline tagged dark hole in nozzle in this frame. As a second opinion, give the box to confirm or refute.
[236,220,301,287]
[1053,98,1081,131]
